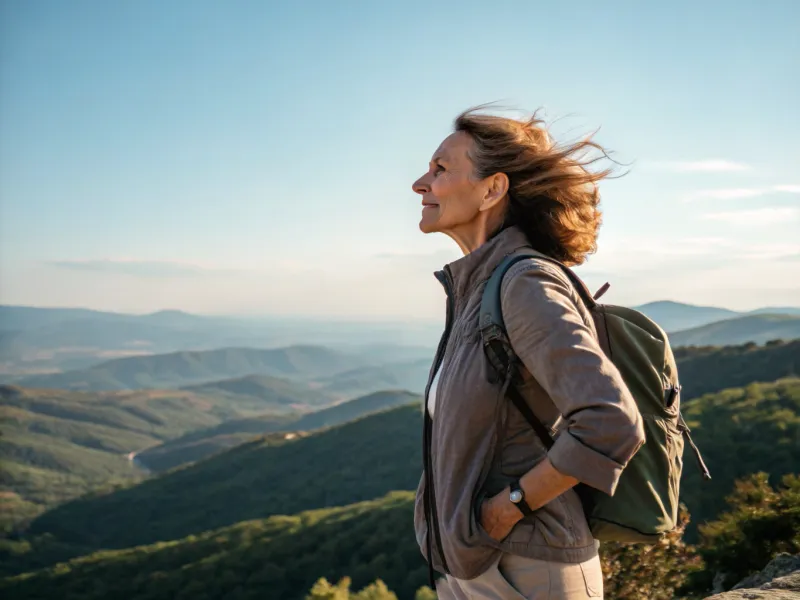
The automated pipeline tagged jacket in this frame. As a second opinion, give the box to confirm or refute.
[413,225,645,580]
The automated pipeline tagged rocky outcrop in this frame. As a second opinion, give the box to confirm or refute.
[704,554,800,599]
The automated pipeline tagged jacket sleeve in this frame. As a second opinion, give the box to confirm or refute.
[500,259,645,496]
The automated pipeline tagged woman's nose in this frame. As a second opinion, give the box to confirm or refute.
[412,175,429,194]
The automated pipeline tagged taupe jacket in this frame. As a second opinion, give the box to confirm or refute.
[413,226,645,580]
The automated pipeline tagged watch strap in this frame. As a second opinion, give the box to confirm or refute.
[510,477,534,517]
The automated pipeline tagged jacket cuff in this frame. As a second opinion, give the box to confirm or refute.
[548,431,624,496]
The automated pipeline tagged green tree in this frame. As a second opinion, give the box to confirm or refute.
[414,586,437,600]
[687,472,800,592]
[351,579,397,600]
[306,577,352,600]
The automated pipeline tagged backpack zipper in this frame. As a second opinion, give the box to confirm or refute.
[423,267,454,587]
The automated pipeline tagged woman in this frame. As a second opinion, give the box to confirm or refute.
[411,107,645,600]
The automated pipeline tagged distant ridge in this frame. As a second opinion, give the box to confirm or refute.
[633,300,740,332]
[15,346,366,391]
[668,314,800,347]
[3,302,799,377]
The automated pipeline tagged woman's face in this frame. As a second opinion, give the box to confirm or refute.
[413,131,486,235]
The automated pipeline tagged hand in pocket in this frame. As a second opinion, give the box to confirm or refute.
[480,490,520,541]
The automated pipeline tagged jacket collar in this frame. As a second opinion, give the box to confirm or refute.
[437,225,531,301]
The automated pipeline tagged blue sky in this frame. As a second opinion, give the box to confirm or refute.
[1,0,798,319]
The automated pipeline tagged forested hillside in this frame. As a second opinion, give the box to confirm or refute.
[5,473,797,600]
[69,339,800,475]
[0,383,294,531]
[23,403,423,552]
[2,335,799,598]
[680,377,800,538]
[9,375,799,578]
[137,390,421,472]
[674,339,798,399]
[0,492,424,600]
[668,314,800,347]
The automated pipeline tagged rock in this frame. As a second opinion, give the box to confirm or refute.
[703,554,800,599]
[734,555,800,590]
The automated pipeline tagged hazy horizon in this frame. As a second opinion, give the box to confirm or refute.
[4,298,800,324]
[2,1,798,319]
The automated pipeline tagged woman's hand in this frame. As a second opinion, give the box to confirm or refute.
[480,488,522,542]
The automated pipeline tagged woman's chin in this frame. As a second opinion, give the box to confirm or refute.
[419,217,440,234]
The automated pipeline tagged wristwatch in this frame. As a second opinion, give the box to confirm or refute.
[509,478,534,517]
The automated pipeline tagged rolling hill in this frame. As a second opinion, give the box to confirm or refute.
[4,477,796,600]
[14,346,365,391]
[315,359,431,397]
[5,302,798,378]
[106,339,799,474]
[180,374,331,408]
[632,301,800,334]
[0,305,442,377]
[668,314,800,347]
[634,300,740,333]
[0,492,425,600]
[15,376,799,574]
[0,382,308,531]
[137,390,422,472]
[22,402,423,553]
[675,339,799,399]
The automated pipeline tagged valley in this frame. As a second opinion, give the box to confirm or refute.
[1,301,798,599]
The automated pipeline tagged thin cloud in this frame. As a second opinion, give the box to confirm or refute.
[701,207,799,226]
[683,184,800,202]
[646,159,752,173]
[48,259,249,278]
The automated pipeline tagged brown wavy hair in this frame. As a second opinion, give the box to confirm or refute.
[455,106,617,266]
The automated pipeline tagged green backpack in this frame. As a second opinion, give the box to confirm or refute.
[480,250,711,544]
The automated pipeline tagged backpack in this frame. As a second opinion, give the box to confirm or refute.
[479,249,711,544]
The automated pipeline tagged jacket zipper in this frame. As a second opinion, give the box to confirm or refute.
[423,267,455,587]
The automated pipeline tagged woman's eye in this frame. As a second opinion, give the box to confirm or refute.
[434,165,444,174]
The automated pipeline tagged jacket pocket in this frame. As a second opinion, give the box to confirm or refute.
[471,489,505,548]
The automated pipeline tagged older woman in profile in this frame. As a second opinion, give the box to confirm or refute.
[411,107,645,600]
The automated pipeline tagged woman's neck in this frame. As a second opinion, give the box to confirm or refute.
[445,212,509,256]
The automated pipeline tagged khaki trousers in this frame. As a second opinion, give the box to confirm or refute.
[435,553,604,600]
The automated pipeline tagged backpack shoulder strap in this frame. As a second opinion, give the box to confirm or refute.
[479,249,597,450]
[480,250,596,345]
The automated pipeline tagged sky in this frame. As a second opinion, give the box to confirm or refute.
[1,0,798,321]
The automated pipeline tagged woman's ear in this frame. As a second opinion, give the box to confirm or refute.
[480,172,510,212]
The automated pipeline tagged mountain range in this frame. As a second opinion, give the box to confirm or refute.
[3,302,799,379]
[2,330,799,597]
[11,346,372,391]
[668,313,800,347]
[0,305,442,376]
[7,315,798,399]
[634,300,800,332]
[9,376,799,581]
[68,338,800,477]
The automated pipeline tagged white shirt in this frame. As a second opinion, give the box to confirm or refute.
[427,365,442,417]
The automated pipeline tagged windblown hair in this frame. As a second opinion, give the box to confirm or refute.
[455,107,616,266]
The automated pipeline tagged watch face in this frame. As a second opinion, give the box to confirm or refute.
[509,490,523,503]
